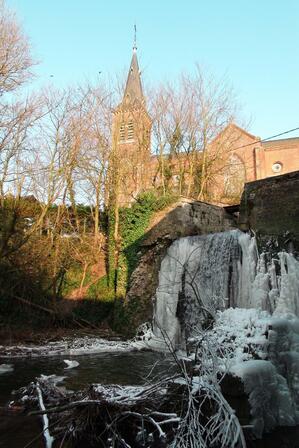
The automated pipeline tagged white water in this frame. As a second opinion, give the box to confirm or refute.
[152,230,299,349]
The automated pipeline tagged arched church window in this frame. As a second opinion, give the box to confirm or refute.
[127,121,134,141]
[119,122,125,141]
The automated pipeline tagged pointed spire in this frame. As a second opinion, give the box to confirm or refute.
[122,26,144,105]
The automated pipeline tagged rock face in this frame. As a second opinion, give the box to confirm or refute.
[239,170,299,253]
[125,199,236,328]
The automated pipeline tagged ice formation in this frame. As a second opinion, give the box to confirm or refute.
[152,230,244,349]
[150,230,299,436]
[0,336,134,358]
[152,230,299,349]
[39,374,66,385]
[210,308,299,436]
[0,363,14,374]
[63,359,79,369]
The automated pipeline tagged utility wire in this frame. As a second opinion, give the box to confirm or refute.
[232,126,299,151]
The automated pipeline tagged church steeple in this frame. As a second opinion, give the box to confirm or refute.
[123,32,144,105]
[111,35,152,205]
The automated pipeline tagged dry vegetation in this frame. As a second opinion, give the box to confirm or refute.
[0,0,244,334]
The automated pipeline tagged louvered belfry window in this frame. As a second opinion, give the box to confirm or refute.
[119,122,125,141]
[127,121,134,140]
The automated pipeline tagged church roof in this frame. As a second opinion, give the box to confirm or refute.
[262,136,299,150]
[122,48,144,105]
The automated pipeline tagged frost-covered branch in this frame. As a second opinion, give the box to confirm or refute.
[35,382,54,448]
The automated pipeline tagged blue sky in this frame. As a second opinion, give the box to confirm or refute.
[9,0,299,138]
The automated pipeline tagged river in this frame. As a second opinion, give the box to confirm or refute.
[0,351,171,447]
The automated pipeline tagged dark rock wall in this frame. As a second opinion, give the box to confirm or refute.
[239,170,299,253]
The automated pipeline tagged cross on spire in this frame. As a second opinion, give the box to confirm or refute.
[133,23,137,51]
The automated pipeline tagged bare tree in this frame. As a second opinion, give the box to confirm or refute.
[75,83,112,240]
[0,0,35,96]
[149,83,173,195]
[150,67,241,202]
[0,0,37,198]
[0,94,45,199]
[0,0,49,258]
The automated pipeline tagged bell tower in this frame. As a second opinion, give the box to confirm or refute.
[111,37,152,205]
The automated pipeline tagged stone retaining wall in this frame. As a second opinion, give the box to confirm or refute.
[239,170,299,252]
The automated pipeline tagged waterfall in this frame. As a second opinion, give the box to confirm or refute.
[151,230,299,349]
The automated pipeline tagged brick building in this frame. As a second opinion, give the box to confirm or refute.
[209,124,299,203]
[112,46,299,205]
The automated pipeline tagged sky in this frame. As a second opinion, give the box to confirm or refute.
[9,0,299,139]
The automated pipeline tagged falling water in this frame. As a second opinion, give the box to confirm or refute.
[152,230,299,349]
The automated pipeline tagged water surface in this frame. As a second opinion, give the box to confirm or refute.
[0,351,171,447]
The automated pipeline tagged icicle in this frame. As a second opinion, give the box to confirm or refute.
[274,252,299,316]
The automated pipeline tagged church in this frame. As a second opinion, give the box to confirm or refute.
[112,45,299,205]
